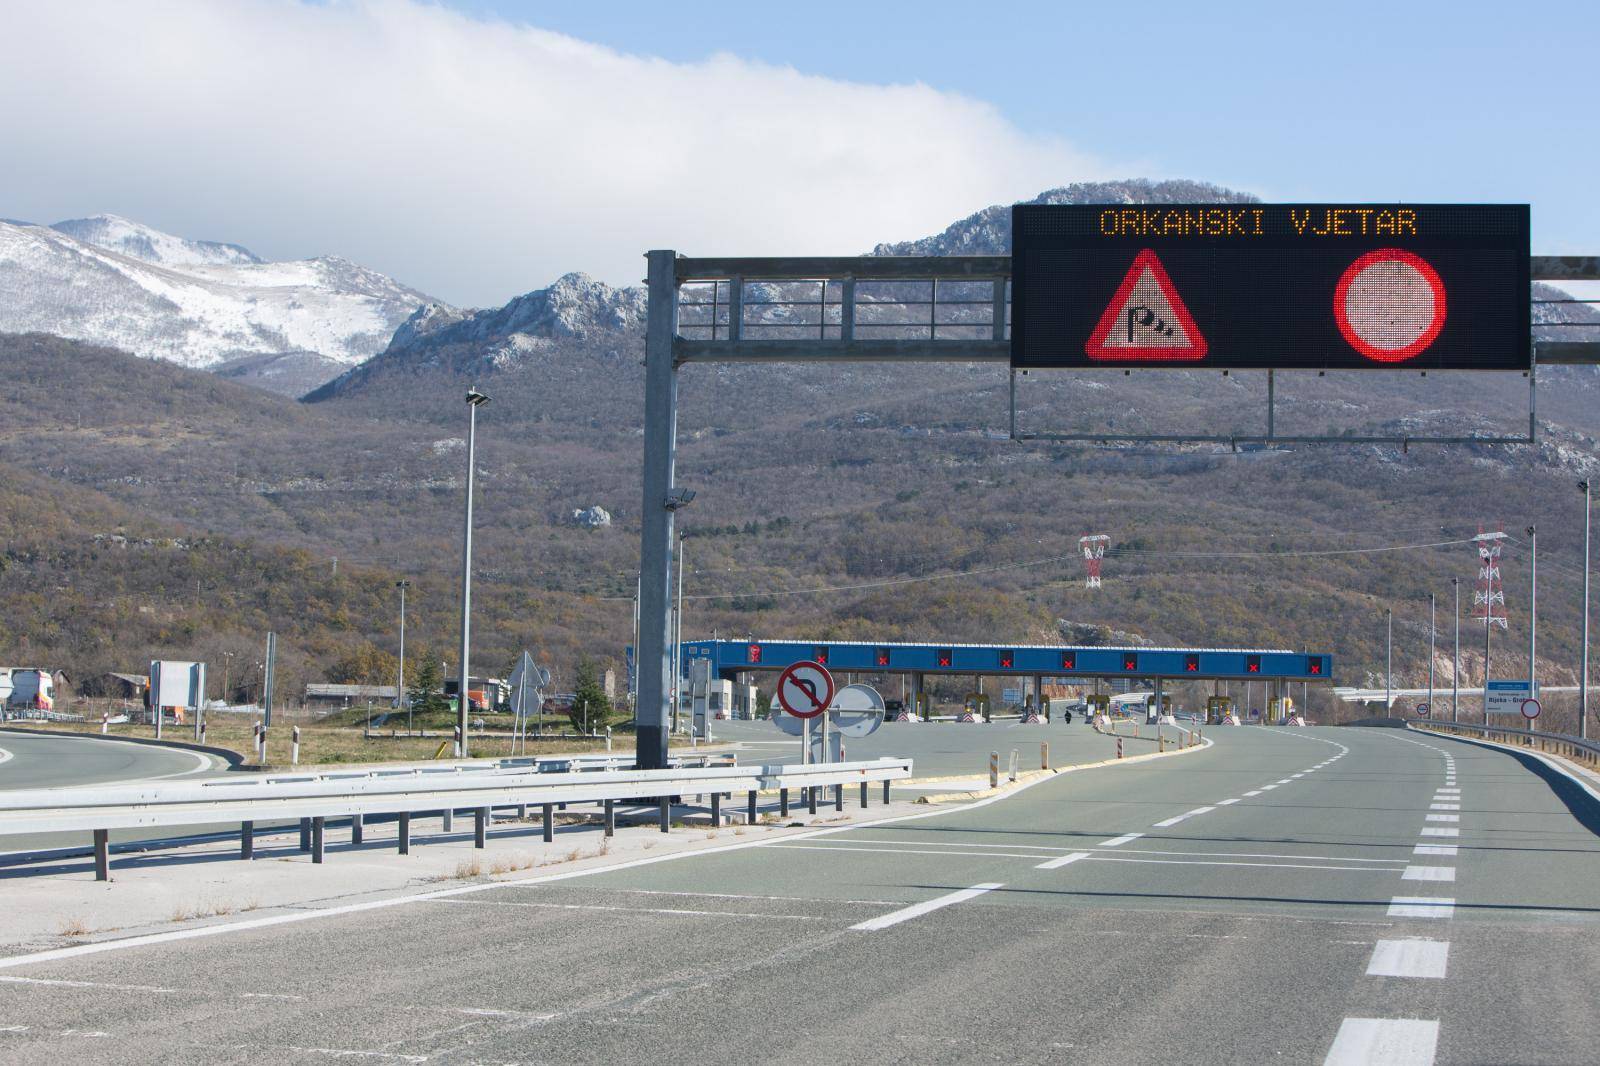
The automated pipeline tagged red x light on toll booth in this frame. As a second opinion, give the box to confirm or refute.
[748,643,763,664]
[1246,654,1261,674]
[1307,656,1324,676]
[876,647,892,667]
[1122,653,1139,672]
[1060,652,1076,671]
[1185,653,1200,673]
[999,650,1015,669]
[937,648,953,668]
[813,646,829,665]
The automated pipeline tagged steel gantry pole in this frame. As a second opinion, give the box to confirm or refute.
[1582,479,1592,740]
[1428,593,1436,718]
[457,387,490,758]
[1451,577,1460,723]
[636,250,682,770]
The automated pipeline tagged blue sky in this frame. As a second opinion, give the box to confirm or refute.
[5,1,1594,303]
[454,0,1597,254]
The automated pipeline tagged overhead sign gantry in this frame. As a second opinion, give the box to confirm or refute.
[1012,203,1531,371]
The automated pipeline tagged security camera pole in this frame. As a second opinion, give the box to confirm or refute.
[457,387,490,758]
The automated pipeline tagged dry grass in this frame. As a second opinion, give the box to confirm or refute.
[56,917,92,938]
[452,858,483,879]
[168,900,235,923]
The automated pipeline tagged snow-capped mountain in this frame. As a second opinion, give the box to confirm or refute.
[0,215,442,394]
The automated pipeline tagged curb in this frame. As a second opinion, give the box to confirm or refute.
[915,736,1214,804]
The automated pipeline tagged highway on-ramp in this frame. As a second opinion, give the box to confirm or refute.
[1,725,1596,1064]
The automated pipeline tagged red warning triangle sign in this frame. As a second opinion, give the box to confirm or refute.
[1085,249,1208,362]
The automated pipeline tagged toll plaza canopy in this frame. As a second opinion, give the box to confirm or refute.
[682,639,1330,683]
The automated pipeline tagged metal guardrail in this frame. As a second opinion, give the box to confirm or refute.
[1411,721,1600,770]
[0,757,913,881]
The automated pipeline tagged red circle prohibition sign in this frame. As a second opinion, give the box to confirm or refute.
[777,660,835,719]
[1334,248,1447,364]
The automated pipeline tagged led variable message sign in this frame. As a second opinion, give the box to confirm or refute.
[1010,204,1529,371]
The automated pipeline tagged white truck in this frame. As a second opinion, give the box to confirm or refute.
[2,668,55,713]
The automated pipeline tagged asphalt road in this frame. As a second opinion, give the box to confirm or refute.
[712,713,1158,778]
[2,725,1597,1064]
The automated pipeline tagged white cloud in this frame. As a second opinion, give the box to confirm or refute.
[0,0,1098,305]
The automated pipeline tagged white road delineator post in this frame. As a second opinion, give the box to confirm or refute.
[291,725,301,766]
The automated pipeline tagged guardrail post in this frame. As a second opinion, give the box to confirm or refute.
[860,781,868,808]
[516,804,527,820]
[883,780,891,805]
[990,751,999,788]
[241,820,254,859]
[780,788,789,816]
[659,797,671,832]
[834,784,843,812]
[398,813,411,854]
[747,790,758,823]
[807,785,817,815]
[299,818,311,852]
[542,804,554,843]
[604,799,615,837]
[93,829,109,882]
[311,816,325,863]
[443,809,453,833]
[710,791,721,825]
[1042,742,1050,770]
[473,808,487,849]
[351,813,363,845]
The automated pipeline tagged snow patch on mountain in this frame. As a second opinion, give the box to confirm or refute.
[0,216,442,394]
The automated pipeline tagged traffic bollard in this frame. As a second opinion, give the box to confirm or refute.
[453,725,462,758]
[989,751,999,789]
[1042,741,1050,770]
[101,713,109,735]
[291,725,301,765]
[1116,736,1124,759]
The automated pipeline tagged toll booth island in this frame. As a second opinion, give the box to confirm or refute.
[676,639,1331,723]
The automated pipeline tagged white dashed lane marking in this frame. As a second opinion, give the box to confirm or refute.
[1035,851,1091,871]
[1366,938,1450,978]
[1402,865,1456,882]
[1324,1018,1439,1066]
[1419,828,1460,837]
[1099,833,1144,847]
[1413,844,1457,857]
[850,882,1004,932]
[1389,896,1454,918]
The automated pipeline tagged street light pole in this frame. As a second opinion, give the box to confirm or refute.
[396,579,410,731]
[457,388,490,758]
[1386,609,1393,715]
[1451,578,1460,724]
[1527,525,1537,703]
[1581,480,1592,740]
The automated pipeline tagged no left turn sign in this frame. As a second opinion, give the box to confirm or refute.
[777,660,835,719]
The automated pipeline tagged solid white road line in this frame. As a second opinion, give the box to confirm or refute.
[1402,866,1456,882]
[1366,939,1450,979]
[1419,827,1460,837]
[850,882,1003,931]
[1413,845,1458,857]
[1324,1017,1439,1065]
[1036,851,1091,870]
[1090,856,1394,873]
[423,898,826,920]
[771,844,1054,860]
[1388,897,1455,918]
[1099,833,1144,847]
[1152,806,1215,828]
